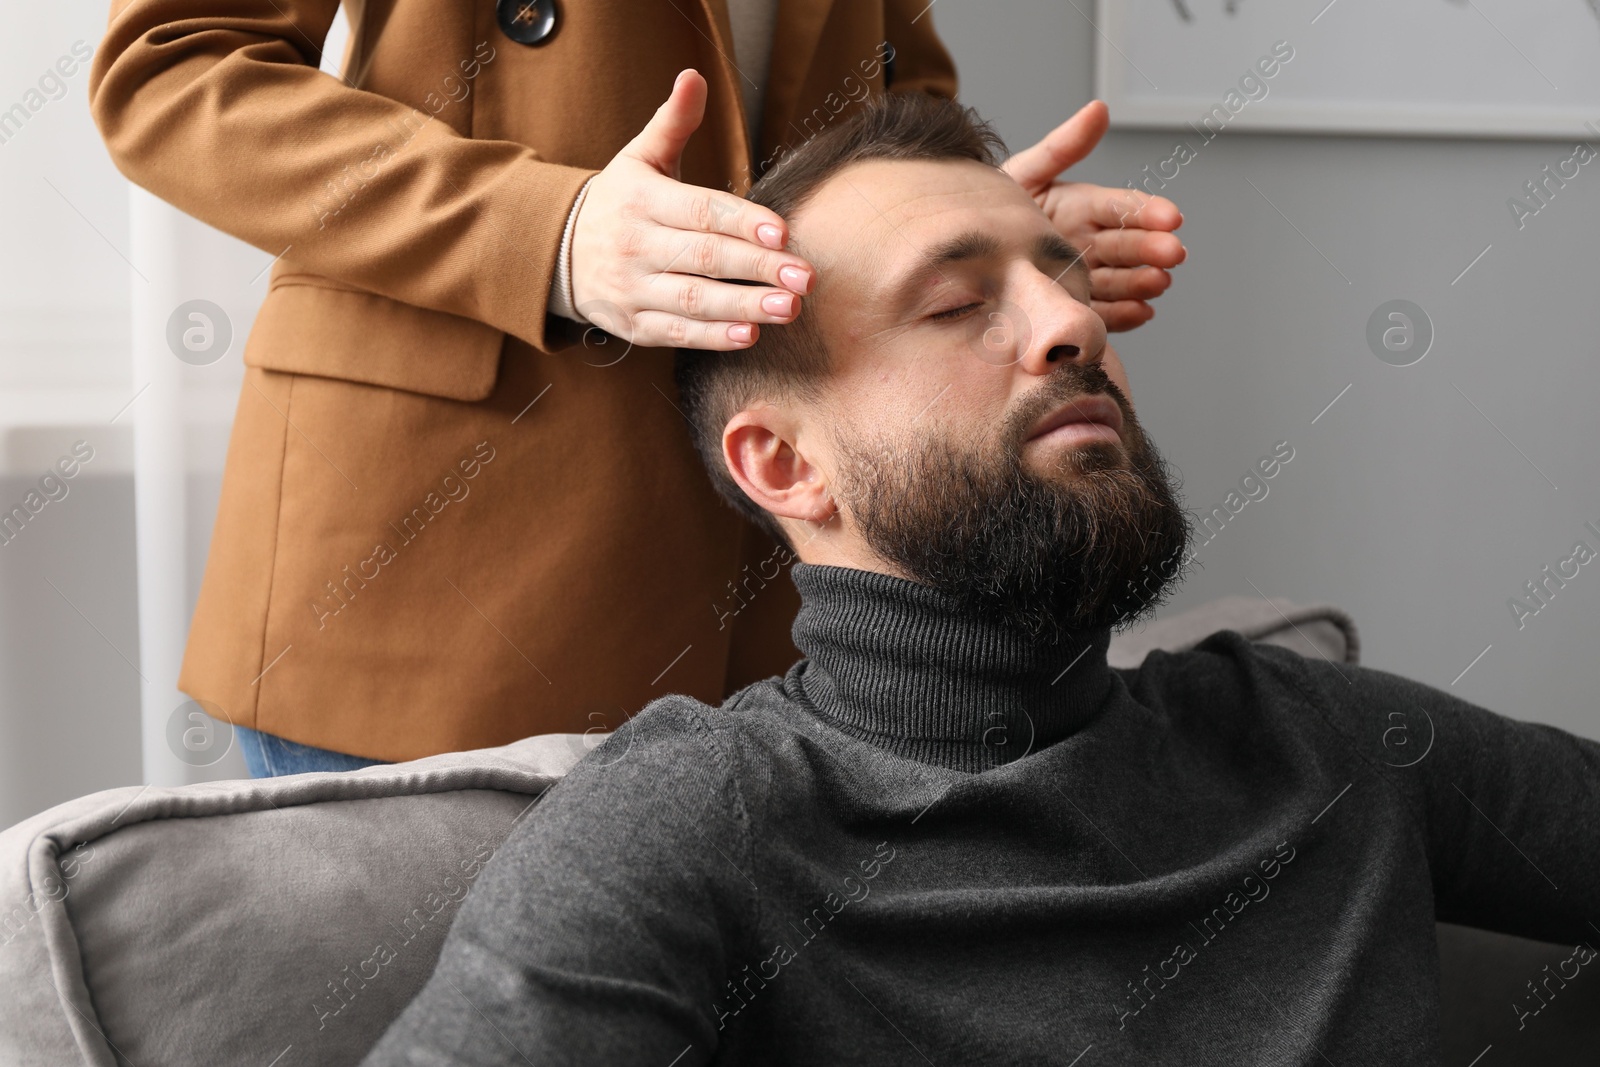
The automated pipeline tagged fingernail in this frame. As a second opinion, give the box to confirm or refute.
[762,292,795,317]
[728,323,754,343]
[757,224,784,249]
[779,265,810,293]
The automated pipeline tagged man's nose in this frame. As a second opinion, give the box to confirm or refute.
[1013,269,1107,379]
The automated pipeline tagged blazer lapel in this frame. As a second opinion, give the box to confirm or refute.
[697,0,737,61]
[685,0,755,185]
[756,0,836,175]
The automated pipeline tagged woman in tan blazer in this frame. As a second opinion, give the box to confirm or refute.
[87,0,1185,773]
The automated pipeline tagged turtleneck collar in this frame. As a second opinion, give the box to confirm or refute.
[785,561,1118,774]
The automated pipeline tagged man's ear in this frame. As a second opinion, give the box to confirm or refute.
[722,404,837,531]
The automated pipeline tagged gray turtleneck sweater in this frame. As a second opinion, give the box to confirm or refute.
[362,563,1600,1065]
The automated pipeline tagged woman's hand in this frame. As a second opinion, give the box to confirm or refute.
[1002,100,1187,332]
[569,69,815,351]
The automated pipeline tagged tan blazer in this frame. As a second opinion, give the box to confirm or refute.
[88,0,958,761]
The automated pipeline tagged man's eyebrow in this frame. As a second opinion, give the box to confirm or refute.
[883,229,1088,309]
[883,229,1001,309]
[1035,232,1089,283]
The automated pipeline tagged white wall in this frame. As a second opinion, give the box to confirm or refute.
[1,3,146,827]
[0,5,348,826]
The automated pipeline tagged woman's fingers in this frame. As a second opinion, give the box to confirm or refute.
[621,69,708,180]
[643,271,800,326]
[644,225,813,293]
[1088,265,1172,303]
[1001,100,1111,194]
[606,271,799,350]
[1085,226,1187,271]
[629,309,765,350]
[570,72,819,348]
[1093,298,1156,333]
[1092,187,1182,232]
[644,178,799,257]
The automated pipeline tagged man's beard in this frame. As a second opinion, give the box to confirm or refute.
[829,361,1191,643]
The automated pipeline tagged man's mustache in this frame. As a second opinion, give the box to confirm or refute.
[1007,360,1133,452]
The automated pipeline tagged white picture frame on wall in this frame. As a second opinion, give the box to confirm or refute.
[1094,0,1600,140]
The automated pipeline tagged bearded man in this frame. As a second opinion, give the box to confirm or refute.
[360,92,1600,1067]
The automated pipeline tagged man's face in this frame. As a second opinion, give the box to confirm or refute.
[756,157,1190,637]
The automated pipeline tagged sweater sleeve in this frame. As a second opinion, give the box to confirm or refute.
[547,177,596,323]
[359,698,758,1066]
[87,0,599,355]
[1257,645,1600,946]
[1402,672,1600,941]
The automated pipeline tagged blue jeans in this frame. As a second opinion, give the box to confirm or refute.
[235,725,391,777]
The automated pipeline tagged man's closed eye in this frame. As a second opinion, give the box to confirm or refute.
[929,301,982,321]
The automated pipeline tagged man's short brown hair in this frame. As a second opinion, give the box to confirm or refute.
[672,91,1008,549]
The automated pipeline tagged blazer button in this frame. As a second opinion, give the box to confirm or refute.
[497,0,557,45]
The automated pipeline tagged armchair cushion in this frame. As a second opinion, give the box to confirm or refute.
[0,734,592,1066]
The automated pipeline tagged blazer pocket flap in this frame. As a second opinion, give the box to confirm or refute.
[243,283,504,402]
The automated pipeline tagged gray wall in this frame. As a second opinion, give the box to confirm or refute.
[0,430,243,829]
[938,1,1600,742]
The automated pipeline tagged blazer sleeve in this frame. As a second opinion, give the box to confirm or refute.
[883,0,959,100]
[87,0,599,355]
